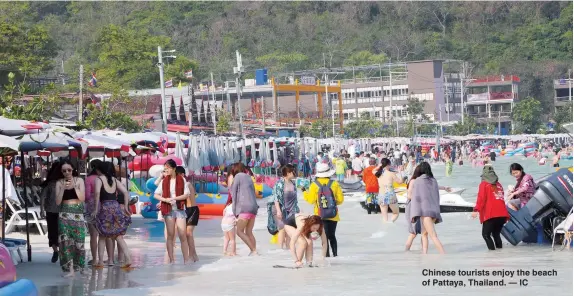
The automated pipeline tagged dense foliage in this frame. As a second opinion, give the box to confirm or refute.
[0,2,572,134]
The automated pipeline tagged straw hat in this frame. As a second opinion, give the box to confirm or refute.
[315,163,335,178]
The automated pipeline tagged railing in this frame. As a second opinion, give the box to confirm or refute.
[467,111,512,118]
[554,79,573,87]
[555,96,572,102]
[469,75,520,83]
[337,73,408,85]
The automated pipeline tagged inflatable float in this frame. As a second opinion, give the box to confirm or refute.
[359,188,471,214]
[502,168,573,246]
[0,243,38,296]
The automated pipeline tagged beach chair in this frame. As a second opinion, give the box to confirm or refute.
[1,239,26,264]
[551,208,573,251]
[4,197,46,236]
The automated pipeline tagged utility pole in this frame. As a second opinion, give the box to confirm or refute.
[188,79,194,130]
[444,70,450,122]
[157,46,176,133]
[210,72,217,135]
[460,62,466,124]
[388,63,393,124]
[79,64,83,122]
[225,82,231,113]
[325,72,335,138]
[61,60,66,86]
[261,96,266,133]
[498,110,501,135]
[233,50,245,138]
[569,68,572,102]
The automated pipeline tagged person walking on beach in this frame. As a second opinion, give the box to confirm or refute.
[303,163,344,257]
[177,166,199,262]
[269,164,300,249]
[335,155,347,182]
[405,165,424,251]
[40,161,62,263]
[84,159,102,265]
[506,163,535,211]
[221,195,237,256]
[283,214,328,268]
[154,159,191,264]
[374,158,403,223]
[362,157,379,213]
[229,162,259,255]
[55,160,86,277]
[471,166,509,250]
[92,162,132,269]
[409,162,445,254]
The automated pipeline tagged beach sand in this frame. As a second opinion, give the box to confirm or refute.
[10,157,573,296]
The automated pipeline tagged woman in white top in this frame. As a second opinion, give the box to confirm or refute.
[153,159,191,264]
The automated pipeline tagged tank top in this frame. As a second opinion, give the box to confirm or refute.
[283,181,298,216]
[62,188,78,201]
[99,177,118,202]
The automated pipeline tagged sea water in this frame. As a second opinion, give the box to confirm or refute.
[23,157,573,296]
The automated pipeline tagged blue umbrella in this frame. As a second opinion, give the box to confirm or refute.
[17,133,70,152]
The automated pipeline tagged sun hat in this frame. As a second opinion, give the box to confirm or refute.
[315,162,335,178]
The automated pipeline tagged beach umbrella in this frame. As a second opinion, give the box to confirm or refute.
[174,133,185,161]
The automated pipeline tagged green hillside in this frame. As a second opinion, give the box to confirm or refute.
[0,1,572,113]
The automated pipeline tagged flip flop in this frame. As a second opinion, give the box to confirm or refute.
[120,264,134,271]
[93,264,104,269]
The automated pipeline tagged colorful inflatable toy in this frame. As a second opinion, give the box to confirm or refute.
[0,243,38,296]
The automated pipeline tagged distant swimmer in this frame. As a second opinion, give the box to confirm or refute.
[283,214,327,268]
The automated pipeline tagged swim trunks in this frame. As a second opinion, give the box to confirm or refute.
[186,206,200,226]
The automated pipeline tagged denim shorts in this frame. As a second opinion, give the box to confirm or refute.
[163,209,187,220]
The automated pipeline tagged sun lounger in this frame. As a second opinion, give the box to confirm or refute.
[552,208,573,251]
[4,197,46,236]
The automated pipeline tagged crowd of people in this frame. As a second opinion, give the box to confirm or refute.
[35,138,568,275]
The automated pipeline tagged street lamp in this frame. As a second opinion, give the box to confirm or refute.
[157,46,176,133]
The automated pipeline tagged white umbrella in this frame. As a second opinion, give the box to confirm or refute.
[0,135,20,155]
[174,133,185,161]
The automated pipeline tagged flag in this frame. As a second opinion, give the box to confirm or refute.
[88,72,97,87]
[178,81,182,90]
[165,79,173,88]
[185,69,193,79]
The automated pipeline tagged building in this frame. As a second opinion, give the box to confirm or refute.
[465,75,520,135]
[553,77,572,110]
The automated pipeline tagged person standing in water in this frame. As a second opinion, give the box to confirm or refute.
[373,158,403,223]
[283,214,328,268]
[269,164,300,249]
[507,163,536,211]
[176,166,199,262]
[229,162,259,256]
[471,166,510,250]
[154,159,191,264]
[303,163,344,257]
[409,162,445,254]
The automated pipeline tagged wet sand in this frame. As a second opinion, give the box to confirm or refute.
[11,157,574,296]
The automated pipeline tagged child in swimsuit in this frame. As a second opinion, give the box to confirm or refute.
[221,198,236,256]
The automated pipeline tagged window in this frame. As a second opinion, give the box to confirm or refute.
[401,110,408,117]
[374,111,381,118]
[343,113,349,120]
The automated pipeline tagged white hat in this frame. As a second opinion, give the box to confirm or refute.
[315,162,335,178]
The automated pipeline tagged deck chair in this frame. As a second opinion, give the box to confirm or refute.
[4,196,46,236]
[1,241,21,265]
[552,208,574,251]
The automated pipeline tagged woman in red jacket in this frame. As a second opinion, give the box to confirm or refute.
[471,165,510,250]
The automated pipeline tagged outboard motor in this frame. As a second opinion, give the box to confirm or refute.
[502,168,573,245]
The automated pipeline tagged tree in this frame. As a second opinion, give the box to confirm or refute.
[1,72,63,121]
[92,24,170,90]
[343,51,387,66]
[164,56,200,85]
[299,119,335,138]
[216,108,232,134]
[0,20,58,83]
[512,97,544,134]
[255,51,309,74]
[553,102,573,133]
[445,115,477,136]
[76,91,143,132]
[405,96,425,120]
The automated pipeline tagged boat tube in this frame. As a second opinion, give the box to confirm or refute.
[359,189,473,214]
[502,168,573,246]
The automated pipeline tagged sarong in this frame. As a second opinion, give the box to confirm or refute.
[58,204,86,273]
[95,200,131,238]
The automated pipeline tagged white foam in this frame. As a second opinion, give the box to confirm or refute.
[370,231,386,238]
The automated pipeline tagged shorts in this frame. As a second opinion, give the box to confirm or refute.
[221,224,235,232]
[336,174,345,181]
[283,214,297,228]
[164,209,187,220]
[186,206,200,226]
[508,199,523,209]
[379,191,398,205]
[553,163,559,168]
[352,170,361,175]
[365,193,378,205]
[237,213,256,220]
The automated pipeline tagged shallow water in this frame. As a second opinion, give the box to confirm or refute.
[15,156,573,296]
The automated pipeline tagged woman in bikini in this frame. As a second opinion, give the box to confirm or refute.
[283,214,327,268]
[176,166,199,262]
[373,158,403,223]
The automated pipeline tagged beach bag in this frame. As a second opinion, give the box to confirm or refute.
[315,180,337,219]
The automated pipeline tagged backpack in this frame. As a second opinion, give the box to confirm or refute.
[315,180,337,219]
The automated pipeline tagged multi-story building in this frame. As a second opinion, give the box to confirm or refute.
[553,77,572,111]
[465,75,520,135]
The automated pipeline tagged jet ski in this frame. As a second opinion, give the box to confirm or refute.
[357,188,474,214]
